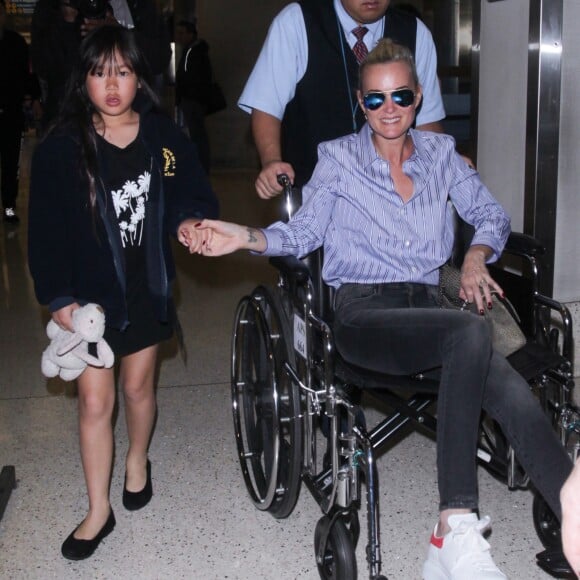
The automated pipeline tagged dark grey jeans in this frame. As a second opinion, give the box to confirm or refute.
[333,282,572,517]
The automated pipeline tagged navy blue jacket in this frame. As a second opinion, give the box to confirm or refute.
[28,101,219,329]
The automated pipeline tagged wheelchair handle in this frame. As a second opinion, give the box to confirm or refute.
[277,173,295,221]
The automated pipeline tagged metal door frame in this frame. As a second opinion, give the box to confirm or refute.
[472,0,563,296]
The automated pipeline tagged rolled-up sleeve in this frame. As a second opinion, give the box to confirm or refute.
[449,155,511,262]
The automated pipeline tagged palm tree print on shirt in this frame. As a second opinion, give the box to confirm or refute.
[111,171,151,247]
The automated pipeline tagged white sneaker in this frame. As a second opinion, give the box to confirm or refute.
[422,513,507,579]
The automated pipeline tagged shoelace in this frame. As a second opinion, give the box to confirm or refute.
[450,516,499,571]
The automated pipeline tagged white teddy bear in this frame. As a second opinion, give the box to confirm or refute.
[41,303,115,381]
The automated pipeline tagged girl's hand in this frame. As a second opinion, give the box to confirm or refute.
[177,219,208,254]
[460,245,504,314]
[52,303,80,332]
[196,220,267,256]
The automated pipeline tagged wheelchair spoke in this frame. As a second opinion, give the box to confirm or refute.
[231,287,303,517]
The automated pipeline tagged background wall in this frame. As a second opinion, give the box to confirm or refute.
[555,0,580,302]
[477,0,579,368]
[477,0,579,304]
[189,0,289,169]
[477,0,529,232]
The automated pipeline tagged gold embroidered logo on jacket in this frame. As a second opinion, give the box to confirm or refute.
[162,148,176,176]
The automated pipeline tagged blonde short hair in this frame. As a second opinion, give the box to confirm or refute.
[358,38,420,90]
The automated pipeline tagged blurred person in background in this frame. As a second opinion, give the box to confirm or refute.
[175,19,213,174]
[0,0,41,223]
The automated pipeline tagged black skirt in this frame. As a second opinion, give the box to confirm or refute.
[104,291,174,358]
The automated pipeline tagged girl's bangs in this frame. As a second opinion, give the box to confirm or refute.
[89,45,134,75]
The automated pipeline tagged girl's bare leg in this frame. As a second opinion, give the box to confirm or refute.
[74,366,116,539]
[121,344,158,491]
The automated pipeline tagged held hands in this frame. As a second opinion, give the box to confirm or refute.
[561,463,580,578]
[181,220,267,256]
[459,246,504,314]
[177,219,209,254]
[256,161,295,199]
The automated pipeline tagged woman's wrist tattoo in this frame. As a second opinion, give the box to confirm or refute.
[247,227,258,244]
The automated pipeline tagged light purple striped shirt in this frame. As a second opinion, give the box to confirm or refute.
[262,125,511,288]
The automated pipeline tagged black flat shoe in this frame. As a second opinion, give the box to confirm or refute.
[61,509,115,560]
[536,547,574,578]
[123,459,152,511]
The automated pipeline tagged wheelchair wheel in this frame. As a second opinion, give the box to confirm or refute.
[533,494,561,549]
[231,286,303,519]
[341,509,360,550]
[314,515,357,580]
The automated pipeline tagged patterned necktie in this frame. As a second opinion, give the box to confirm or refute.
[352,26,369,64]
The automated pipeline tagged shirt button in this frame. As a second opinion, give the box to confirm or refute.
[405,240,410,247]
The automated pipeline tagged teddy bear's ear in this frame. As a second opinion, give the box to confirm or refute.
[57,332,83,356]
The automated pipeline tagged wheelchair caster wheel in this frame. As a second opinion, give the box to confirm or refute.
[314,515,357,580]
[344,509,360,549]
[533,494,561,549]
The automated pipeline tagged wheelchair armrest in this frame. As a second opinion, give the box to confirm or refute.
[504,232,545,257]
[269,255,311,284]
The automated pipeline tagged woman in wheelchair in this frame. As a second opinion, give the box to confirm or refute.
[191,39,573,580]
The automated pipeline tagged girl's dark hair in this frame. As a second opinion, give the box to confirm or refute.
[52,25,159,208]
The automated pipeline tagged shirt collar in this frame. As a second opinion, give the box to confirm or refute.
[407,129,431,171]
[357,126,429,171]
[408,129,422,156]
[357,123,381,169]
[334,0,385,40]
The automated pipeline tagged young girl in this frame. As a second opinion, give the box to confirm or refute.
[28,25,219,560]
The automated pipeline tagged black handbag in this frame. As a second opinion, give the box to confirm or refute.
[438,263,526,357]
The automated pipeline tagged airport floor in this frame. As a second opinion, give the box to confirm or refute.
[0,136,568,579]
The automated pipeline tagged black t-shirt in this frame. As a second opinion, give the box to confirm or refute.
[97,132,151,301]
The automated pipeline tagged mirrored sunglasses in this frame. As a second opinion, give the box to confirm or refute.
[362,89,416,110]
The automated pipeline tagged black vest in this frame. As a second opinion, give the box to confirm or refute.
[282,1,417,186]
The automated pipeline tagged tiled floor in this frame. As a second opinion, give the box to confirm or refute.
[0,136,563,579]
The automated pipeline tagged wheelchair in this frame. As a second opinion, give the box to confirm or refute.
[230,176,578,579]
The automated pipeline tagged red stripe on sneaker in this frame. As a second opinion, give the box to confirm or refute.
[430,532,444,549]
